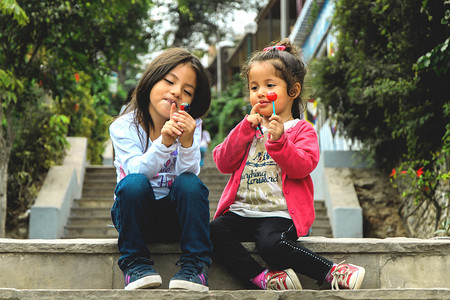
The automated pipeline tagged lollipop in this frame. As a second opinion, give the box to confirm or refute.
[267,91,277,115]
[180,102,191,112]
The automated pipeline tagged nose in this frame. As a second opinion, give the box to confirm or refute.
[257,89,265,98]
[170,85,182,98]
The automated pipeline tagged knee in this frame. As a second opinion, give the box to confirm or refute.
[209,218,233,244]
[209,219,222,241]
[257,236,283,263]
[173,172,208,196]
[115,173,153,200]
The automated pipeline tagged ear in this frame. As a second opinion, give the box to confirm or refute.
[290,83,302,99]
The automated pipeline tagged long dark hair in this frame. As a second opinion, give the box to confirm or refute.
[124,48,211,151]
[241,38,307,119]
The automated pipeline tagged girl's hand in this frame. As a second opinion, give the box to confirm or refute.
[161,103,183,147]
[267,114,284,141]
[247,103,263,128]
[172,108,196,148]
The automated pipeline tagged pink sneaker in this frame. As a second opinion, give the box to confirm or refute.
[330,262,365,290]
[265,268,302,290]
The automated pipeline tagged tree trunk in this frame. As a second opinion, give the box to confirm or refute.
[0,104,14,237]
[0,157,8,237]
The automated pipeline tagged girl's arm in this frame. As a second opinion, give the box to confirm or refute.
[213,117,255,174]
[175,119,202,175]
[110,116,175,180]
[266,121,320,179]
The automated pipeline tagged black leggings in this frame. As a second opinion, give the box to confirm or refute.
[210,212,333,285]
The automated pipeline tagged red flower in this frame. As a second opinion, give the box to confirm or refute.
[74,73,80,82]
[401,170,407,174]
[416,167,424,177]
[390,168,396,177]
[74,103,79,111]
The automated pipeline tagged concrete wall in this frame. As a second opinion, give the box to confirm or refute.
[311,152,365,238]
[29,137,87,239]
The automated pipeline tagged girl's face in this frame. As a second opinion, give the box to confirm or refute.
[149,63,197,124]
[248,61,298,121]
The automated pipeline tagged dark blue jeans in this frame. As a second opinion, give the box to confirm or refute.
[111,172,212,271]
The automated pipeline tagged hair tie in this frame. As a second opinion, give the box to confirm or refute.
[263,45,286,52]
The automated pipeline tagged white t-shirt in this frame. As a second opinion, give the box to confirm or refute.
[110,111,202,199]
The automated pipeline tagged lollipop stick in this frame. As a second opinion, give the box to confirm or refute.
[272,102,276,115]
[257,124,264,136]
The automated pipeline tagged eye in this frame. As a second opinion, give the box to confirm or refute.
[164,78,173,84]
[250,86,258,91]
[184,90,192,96]
[267,83,275,88]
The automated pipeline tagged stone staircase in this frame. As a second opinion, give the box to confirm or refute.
[64,151,332,238]
[1,237,449,299]
[3,148,450,298]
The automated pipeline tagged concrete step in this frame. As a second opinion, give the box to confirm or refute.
[1,237,449,294]
[1,288,449,299]
[67,217,113,227]
[70,207,111,218]
[73,199,114,208]
[64,225,117,238]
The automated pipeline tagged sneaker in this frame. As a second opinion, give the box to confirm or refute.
[169,258,209,292]
[265,268,302,290]
[122,258,162,290]
[330,262,365,290]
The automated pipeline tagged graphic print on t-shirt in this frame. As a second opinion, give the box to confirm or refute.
[153,150,177,188]
[236,135,286,211]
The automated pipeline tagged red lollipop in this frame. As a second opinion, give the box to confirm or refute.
[267,91,277,114]
[180,102,191,112]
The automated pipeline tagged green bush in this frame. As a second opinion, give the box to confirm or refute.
[7,86,69,236]
[55,72,112,164]
[310,0,450,168]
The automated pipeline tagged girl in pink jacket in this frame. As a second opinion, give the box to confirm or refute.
[210,39,365,291]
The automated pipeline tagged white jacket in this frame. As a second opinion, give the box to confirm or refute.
[110,111,202,199]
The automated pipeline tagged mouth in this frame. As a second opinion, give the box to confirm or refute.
[165,99,178,108]
[259,100,270,105]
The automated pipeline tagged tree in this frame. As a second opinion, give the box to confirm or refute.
[310,0,450,235]
[310,0,450,168]
[0,0,153,237]
[148,0,265,50]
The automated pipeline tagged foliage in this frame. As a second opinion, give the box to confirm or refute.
[0,0,28,25]
[7,86,69,235]
[203,74,249,149]
[54,72,112,164]
[0,0,154,236]
[390,150,450,234]
[310,0,450,168]
[435,218,450,237]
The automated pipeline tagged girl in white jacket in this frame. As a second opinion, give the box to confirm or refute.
[110,48,212,292]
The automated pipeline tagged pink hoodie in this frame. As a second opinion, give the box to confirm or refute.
[213,117,320,237]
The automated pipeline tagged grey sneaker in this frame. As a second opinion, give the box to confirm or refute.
[169,258,209,292]
[122,258,162,290]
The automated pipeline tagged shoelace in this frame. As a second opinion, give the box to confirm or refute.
[175,259,201,278]
[266,271,286,290]
[125,258,155,276]
[331,261,350,290]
